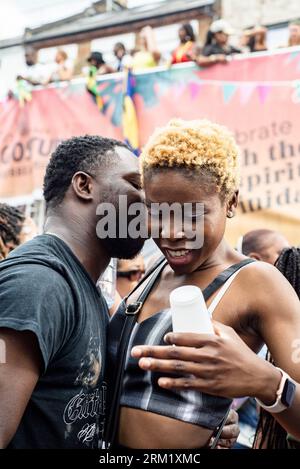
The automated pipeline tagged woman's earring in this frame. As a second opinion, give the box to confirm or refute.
[227,210,234,218]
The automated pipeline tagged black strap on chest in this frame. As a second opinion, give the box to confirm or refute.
[104,256,167,448]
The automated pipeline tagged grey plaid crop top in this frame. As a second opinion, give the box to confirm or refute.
[108,258,254,430]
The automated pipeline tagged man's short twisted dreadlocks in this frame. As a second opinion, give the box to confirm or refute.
[43,135,128,209]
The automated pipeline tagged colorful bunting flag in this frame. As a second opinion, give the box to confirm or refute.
[222,83,237,103]
[188,81,201,100]
[173,82,186,99]
[122,69,139,155]
[257,84,271,104]
[285,50,300,64]
[239,83,256,105]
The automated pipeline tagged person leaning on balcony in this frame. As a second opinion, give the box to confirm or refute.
[49,49,74,82]
[87,51,115,76]
[287,19,300,47]
[113,42,133,72]
[17,47,50,86]
[240,26,268,53]
[131,26,161,71]
[203,20,241,59]
[168,22,228,69]
[171,23,199,64]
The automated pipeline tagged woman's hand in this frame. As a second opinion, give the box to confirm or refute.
[131,321,281,403]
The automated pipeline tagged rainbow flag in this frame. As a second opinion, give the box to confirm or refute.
[122,69,139,155]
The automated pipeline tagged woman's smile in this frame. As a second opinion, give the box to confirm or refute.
[164,248,193,267]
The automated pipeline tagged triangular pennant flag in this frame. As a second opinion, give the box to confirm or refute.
[239,83,256,105]
[222,83,237,103]
[188,81,201,100]
[257,84,271,104]
[173,82,186,99]
[292,81,300,103]
[285,50,300,64]
[156,81,170,97]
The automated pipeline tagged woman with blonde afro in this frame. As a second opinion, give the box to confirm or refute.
[108,119,300,449]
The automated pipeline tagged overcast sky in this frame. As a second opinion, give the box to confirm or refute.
[0,0,164,40]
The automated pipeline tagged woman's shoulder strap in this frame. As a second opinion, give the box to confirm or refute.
[203,258,256,301]
[124,256,167,304]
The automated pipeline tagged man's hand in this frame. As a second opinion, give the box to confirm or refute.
[210,409,240,449]
[131,321,281,402]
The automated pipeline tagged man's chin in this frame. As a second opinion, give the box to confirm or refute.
[102,238,145,259]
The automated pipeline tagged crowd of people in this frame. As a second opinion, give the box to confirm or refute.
[16,18,300,88]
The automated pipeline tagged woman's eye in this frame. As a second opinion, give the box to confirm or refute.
[186,213,205,221]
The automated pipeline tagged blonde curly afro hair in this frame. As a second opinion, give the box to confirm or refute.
[141,119,240,200]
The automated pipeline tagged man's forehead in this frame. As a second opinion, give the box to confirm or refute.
[112,145,140,175]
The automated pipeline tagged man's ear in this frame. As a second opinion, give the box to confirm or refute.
[248,252,262,261]
[71,172,94,201]
[226,190,239,218]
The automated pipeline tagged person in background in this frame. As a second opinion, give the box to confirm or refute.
[276,248,300,295]
[171,23,199,64]
[241,26,268,53]
[17,47,49,86]
[131,26,161,71]
[109,256,145,316]
[85,51,115,106]
[170,22,229,68]
[117,255,145,298]
[203,19,241,58]
[233,228,289,448]
[237,229,290,265]
[87,51,115,76]
[255,247,300,448]
[288,19,300,47]
[113,42,133,71]
[0,204,37,261]
[49,49,73,82]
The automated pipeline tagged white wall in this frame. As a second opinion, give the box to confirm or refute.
[0,46,24,98]
[222,0,300,29]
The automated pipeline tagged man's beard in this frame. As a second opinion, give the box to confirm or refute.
[101,235,145,259]
[96,190,148,259]
[99,209,147,259]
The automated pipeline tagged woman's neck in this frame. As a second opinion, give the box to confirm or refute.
[194,240,243,273]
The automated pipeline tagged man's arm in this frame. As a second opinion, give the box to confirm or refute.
[16,76,41,86]
[0,328,42,447]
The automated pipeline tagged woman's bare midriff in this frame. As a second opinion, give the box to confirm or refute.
[118,407,213,449]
